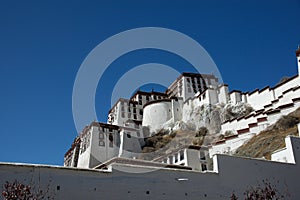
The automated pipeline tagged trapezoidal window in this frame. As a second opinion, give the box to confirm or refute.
[109,134,113,147]
[99,141,105,146]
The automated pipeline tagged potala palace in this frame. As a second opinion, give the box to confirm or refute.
[1,47,300,199]
[64,47,300,171]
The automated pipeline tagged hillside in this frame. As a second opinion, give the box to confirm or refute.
[139,128,217,160]
[234,107,300,160]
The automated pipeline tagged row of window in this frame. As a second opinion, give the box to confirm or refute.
[99,132,114,148]
[121,112,139,119]
[162,150,185,164]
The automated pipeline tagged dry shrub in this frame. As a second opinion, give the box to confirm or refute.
[274,115,299,131]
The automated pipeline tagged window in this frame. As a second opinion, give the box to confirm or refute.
[109,128,112,132]
[174,155,178,163]
[139,100,142,105]
[128,113,131,118]
[136,131,140,137]
[146,96,149,101]
[201,164,207,171]
[99,141,105,146]
[109,133,113,141]
[133,114,137,119]
[139,109,143,115]
[121,113,125,118]
[200,151,206,160]
[99,133,104,139]
[109,141,113,147]
[180,151,184,161]
[127,133,131,138]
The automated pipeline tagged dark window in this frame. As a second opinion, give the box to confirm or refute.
[99,141,105,146]
[180,151,184,160]
[127,133,131,138]
[201,164,207,171]
[109,134,113,141]
[200,151,206,160]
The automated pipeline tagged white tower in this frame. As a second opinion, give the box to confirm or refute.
[297,46,300,75]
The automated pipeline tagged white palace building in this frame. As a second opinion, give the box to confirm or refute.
[63,47,300,172]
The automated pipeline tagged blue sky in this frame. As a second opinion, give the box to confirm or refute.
[0,0,299,165]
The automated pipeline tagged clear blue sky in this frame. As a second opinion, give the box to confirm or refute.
[0,0,299,165]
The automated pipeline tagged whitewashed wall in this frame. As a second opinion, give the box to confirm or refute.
[274,77,299,98]
[217,85,229,104]
[142,101,172,133]
[209,132,256,157]
[1,136,300,199]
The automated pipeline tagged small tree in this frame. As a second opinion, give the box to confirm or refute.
[196,126,208,137]
[230,192,238,200]
[224,130,234,137]
[230,180,285,200]
[244,180,284,200]
[275,115,299,131]
[2,180,53,200]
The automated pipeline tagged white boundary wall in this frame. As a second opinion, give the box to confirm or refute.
[1,136,300,199]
